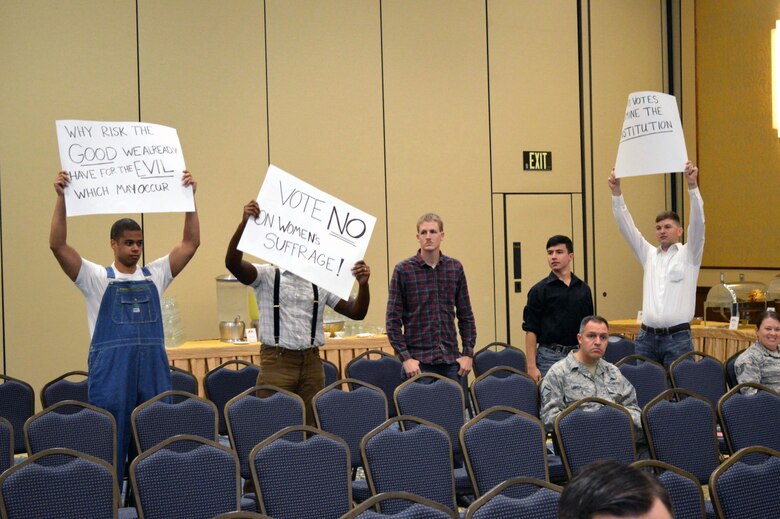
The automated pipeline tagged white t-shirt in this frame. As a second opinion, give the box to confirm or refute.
[74,256,173,338]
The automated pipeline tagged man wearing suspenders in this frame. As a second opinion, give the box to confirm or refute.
[226,200,371,424]
[50,170,200,479]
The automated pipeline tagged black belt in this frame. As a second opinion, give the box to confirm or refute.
[640,322,690,336]
[261,344,319,355]
[539,343,578,354]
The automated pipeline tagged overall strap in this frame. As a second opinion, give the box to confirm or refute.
[140,266,152,279]
[105,266,115,279]
[273,268,281,345]
[311,285,319,346]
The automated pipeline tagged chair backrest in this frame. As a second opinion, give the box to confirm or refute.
[212,513,274,519]
[554,397,637,480]
[250,425,351,519]
[464,477,562,519]
[642,389,721,484]
[472,342,526,376]
[361,416,457,514]
[0,447,119,519]
[718,383,780,454]
[225,385,305,479]
[345,350,403,417]
[460,407,548,498]
[469,366,538,418]
[322,358,340,387]
[603,336,636,364]
[631,460,705,519]
[0,418,13,475]
[340,491,458,519]
[669,351,727,409]
[203,360,261,435]
[616,355,668,409]
[724,349,746,389]
[0,375,35,454]
[131,390,218,453]
[709,446,780,519]
[40,370,89,411]
[394,373,465,455]
[169,365,199,400]
[25,400,116,468]
[312,378,388,468]
[131,434,240,519]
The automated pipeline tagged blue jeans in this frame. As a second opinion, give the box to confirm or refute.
[537,347,567,377]
[635,328,693,370]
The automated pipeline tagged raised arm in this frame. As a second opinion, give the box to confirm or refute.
[609,168,653,262]
[224,200,260,285]
[168,171,200,277]
[683,161,705,264]
[334,261,371,320]
[49,171,82,281]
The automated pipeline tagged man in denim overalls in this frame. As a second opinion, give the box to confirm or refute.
[50,170,200,479]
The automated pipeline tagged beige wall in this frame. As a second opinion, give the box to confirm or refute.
[2,0,742,402]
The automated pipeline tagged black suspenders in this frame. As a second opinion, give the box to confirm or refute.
[273,268,319,347]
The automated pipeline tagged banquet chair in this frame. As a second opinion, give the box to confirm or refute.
[717,382,780,455]
[213,513,273,519]
[471,342,526,376]
[642,389,722,484]
[131,390,218,453]
[463,477,562,519]
[469,366,538,417]
[0,418,13,475]
[669,351,727,410]
[40,370,89,411]
[25,400,116,468]
[0,374,35,454]
[632,460,706,519]
[603,335,636,365]
[169,365,198,401]
[0,448,121,519]
[312,378,388,502]
[723,349,745,389]
[340,491,458,519]
[130,434,240,519]
[460,406,548,498]
[709,446,780,519]
[322,358,340,387]
[346,350,403,417]
[250,425,351,519]
[616,355,668,409]
[554,397,637,480]
[203,360,261,435]
[394,373,472,496]
[361,416,457,514]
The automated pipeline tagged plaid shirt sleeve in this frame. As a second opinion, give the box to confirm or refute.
[455,268,476,357]
[385,263,410,361]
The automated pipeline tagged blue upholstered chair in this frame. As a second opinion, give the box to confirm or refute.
[250,425,351,519]
[472,342,526,376]
[169,365,199,401]
[616,355,668,409]
[322,358,340,387]
[632,460,707,519]
[131,390,218,453]
[0,418,14,475]
[603,335,636,365]
[346,350,403,418]
[0,374,35,455]
[40,370,89,411]
[463,477,562,519]
[709,446,780,519]
[723,349,745,389]
[361,416,457,514]
[203,360,261,435]
[717,383,780,455]
[669,351,727,410]
[554,397,637,480]
[460,407,548,498]
[0,448,121,519]
[25,400,116,468]
[130,434,240,519]
[340,491,458,519]
[469,366,538,418]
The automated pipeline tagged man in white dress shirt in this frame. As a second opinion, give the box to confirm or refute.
[608,161,704,369]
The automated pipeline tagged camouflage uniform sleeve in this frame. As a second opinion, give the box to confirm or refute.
[615,372,644,436]
[540,367,568,432]
[735,348,761,395]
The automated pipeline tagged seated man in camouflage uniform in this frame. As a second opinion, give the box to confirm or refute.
[540,316,642,440]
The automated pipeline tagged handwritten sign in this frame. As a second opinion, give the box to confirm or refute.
[238,165,376,300]
[614,92,688,178]
[56,120,194,216]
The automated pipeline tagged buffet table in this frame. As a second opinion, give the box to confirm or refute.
[166,335,394,396]
[609,320,756,363]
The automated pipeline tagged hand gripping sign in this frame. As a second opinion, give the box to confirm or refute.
[238,165,376,300]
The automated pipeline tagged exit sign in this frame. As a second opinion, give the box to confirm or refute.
[523,151,552,171]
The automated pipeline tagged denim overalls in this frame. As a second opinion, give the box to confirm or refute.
[88,266,171,479]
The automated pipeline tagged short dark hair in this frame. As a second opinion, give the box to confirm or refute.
[110,218,142,241]
[558,460,672,519]
[655,210,681,225]
[757,309,780,330]
[579,315,609,333]
[546,235,573,253]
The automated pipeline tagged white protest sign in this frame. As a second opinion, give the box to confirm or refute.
[238,165,376,300]
[56,120,194,216]
[614,91,688,178]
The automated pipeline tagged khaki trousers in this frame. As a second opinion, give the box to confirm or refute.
[258,345,324,426]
